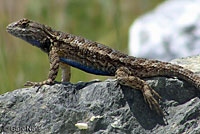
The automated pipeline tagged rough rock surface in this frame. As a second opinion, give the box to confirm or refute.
[128,0,200,61]
[0,57,200,134]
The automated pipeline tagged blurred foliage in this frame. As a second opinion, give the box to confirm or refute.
[0,0,164,94]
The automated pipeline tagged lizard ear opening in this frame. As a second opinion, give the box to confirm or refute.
[40,38,51,53]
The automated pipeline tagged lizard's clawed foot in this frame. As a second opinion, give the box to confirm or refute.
[142,84,163,116]
[24,81,40,87]
[24,79,54,92]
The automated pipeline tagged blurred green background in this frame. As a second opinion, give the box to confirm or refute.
[0,0,164,94]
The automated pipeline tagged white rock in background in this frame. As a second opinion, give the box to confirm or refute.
[128,0,200,61]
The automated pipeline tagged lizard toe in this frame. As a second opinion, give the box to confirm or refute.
[143,85,163,116]
[24,81,35,86]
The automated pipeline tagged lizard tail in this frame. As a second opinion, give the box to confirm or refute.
[161,63,200,90]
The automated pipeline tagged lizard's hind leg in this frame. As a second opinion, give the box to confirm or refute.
[115,67,163,116]
[60,63,71,82]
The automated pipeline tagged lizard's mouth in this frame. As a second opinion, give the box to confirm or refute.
[7,26,41,48]
[6,23,15,35]
[7,22,41,48]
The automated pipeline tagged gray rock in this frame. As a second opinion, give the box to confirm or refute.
[171,55,200,74]
[128,0,200,61]
[0,58,200,133]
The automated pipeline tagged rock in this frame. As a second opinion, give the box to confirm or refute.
[0,58,200,133]
[128,0,200,61]
[171,55,200,74]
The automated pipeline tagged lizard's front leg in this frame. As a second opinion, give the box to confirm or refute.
[115,67,163,115]
[24,48,59,87]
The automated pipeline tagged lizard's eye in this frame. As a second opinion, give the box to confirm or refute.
[21,22,28,28]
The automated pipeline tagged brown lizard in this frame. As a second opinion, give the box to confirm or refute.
[6,18,200,115]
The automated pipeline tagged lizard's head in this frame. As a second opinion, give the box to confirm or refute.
[7,18,52,53]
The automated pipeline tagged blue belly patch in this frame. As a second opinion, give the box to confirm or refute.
[60,58,111,75]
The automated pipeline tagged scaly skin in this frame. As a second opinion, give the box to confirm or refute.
[7,18,200,116]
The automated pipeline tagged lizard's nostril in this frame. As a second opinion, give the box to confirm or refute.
[6,22,17,32]
[6,24,13,33]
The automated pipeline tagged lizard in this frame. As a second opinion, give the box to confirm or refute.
[6,18,200,116]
